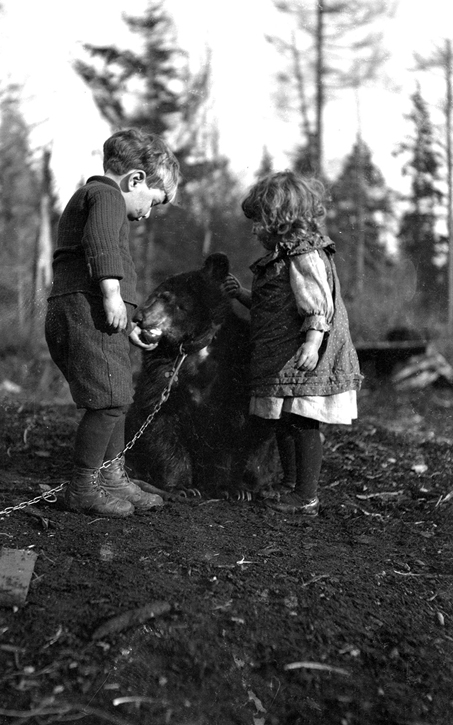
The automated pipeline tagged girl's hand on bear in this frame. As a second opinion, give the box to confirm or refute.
[221,274,253,309]
[221,274,241,298]
[129,324,159,350]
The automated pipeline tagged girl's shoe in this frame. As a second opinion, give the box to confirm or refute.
[266,493,319,516]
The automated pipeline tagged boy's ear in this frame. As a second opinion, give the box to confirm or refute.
[127,169,147,189]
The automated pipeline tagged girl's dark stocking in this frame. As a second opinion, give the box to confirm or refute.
[278,413,322,502]
[275,428,297,492]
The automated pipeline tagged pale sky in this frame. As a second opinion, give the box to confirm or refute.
[1,0,453,205]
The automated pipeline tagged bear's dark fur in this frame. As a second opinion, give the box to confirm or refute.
[125,253,278,497]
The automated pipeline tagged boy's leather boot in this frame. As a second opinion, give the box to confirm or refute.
[99,457,164,511]
[65,466,134,517]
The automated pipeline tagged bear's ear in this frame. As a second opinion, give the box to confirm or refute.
[203,253,230,282]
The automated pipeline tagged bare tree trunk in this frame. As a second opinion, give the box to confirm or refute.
[355,136,366,296]
[315,0,324,176]
[30,150,54,345]
[446,40,453,331]
[202,224,212,256]
[291,32,313,144]
[17,267,25,331]
[354,92,366,297]
[145,224,155,291]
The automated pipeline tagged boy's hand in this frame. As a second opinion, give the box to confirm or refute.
[129,324,159,350]
[100,279,127,331]
[103,294,128,330]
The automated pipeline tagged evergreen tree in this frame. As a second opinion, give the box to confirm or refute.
[327,138,392,300]
[269,0,390,175]
[73,4,253,291]
[0,88,40,342]
[255,147,274,178]
[396,86,447,314]
[74,3,181,134]
[291,142,318,177]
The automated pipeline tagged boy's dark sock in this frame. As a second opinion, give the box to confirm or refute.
[104,410,127,461]
[74,408,126,469]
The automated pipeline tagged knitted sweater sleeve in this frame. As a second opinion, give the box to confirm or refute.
[82,187,126,281]
[289,250,334,333]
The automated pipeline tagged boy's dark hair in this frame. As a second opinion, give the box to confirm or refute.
[242,170,326,239]
[103,128,180,203]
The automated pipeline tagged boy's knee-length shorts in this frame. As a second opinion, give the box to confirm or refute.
[45,292,135,410]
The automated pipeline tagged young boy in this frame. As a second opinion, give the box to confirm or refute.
[45,128,180,518]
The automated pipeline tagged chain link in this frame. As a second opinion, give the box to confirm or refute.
[0,348,188,517]
[99,347,187,471]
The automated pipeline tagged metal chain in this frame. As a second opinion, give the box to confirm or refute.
[0,348,188,517]
[0,487,66,517]
[99,347,188,471]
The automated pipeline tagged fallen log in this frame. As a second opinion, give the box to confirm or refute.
[391,348,453,390]
[392,350,452,383]
[92,600,171,640]
[393,369,440,391]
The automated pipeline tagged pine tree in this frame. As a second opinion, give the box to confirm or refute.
[74,3,181,134]
[74,5,215,286]
[328,137,392,300]
[255,147,274,178]
[269,0,390,175]
[73,4,253,289]
[396,86,447,314]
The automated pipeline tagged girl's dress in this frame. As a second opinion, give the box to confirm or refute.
[248,226,362,425]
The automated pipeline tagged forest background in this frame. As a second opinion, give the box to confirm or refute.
[1,0,453,384]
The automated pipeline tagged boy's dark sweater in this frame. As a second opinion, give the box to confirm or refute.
[49,176,137,306]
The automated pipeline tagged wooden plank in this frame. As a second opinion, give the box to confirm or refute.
[355,341,429,378]
[355,340,429,351]
[0,548,38,606]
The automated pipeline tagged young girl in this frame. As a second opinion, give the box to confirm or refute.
[224,171,362,515]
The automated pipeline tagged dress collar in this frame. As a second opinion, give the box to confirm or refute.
[250,232,336,271]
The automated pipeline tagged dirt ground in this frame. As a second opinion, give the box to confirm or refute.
[1,380,453,725]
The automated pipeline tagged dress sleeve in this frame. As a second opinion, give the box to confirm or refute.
[289,250,334,333]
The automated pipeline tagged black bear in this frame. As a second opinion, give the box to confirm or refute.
[125,253,278,498]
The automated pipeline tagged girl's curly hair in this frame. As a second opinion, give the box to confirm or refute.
[242,171,326,240]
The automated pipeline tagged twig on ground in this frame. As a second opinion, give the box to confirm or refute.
[343,498,385,520]
[435,491,453,507]
[284,661,350,676]
[301,574,330,588]
[0,702,135,724]
[356,491,404,500]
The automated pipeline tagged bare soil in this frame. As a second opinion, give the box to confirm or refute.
[1,383,453,725]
